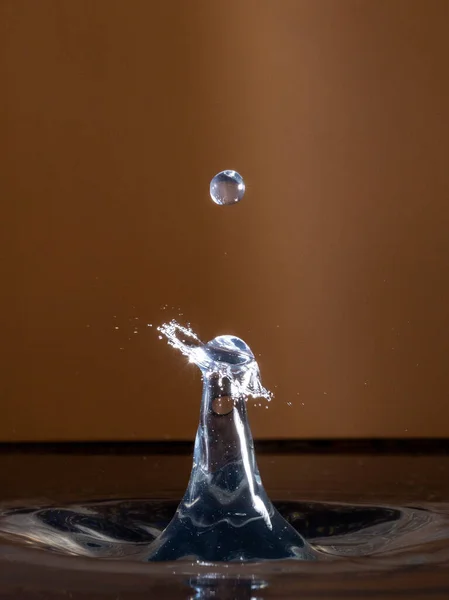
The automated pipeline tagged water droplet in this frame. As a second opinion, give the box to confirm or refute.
[210,170,245,206]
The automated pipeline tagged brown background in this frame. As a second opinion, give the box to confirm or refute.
[1,0,448,441]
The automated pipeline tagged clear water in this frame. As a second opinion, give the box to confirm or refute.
[2,175,448,596]
[151,321,311,561]
[2,320,449,593]
[1,497,449,568]
[2,321,449,573]
[209,170,245,205]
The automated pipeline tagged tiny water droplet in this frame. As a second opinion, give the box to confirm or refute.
[210,170,245,205]
[114,326,119,330]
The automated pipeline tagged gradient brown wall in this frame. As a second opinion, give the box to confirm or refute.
[1,0,449,441]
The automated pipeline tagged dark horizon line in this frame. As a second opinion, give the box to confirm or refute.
[0,438,448,455]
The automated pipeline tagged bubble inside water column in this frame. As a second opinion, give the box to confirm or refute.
[209,170,245,205]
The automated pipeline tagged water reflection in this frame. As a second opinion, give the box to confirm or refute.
[188,576,267,600]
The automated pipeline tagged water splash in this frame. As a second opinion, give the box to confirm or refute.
[158,320,272,403]
[3,322,449,566]
[149,320,313,561]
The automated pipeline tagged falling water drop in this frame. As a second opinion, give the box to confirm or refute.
[210,170,245,205]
